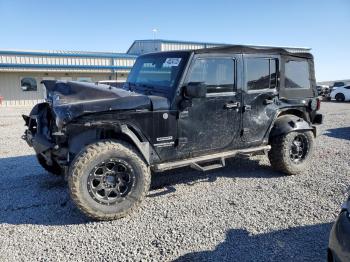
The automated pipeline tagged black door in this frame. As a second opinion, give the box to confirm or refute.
[242,55,280,146]
[178,54,242,156]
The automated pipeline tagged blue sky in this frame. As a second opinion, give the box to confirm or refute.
[0,0,349,81]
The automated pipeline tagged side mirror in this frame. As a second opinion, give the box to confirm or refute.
[184,82,207,98]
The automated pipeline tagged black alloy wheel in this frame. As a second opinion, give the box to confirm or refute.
[68,140,151,220]
[87,159,134,205]
[289,134,309,164]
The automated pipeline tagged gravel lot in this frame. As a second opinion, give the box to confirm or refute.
[0,102,349,262]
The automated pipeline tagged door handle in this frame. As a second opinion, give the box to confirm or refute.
[225,102,240,109]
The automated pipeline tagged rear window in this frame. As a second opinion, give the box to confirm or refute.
[285,60,310,89]
[246,58,278,90]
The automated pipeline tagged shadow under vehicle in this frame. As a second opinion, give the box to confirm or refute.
[22,45,322,220]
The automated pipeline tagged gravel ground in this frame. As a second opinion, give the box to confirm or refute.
[0,102,349,262]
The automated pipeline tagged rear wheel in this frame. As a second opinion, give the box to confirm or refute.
[268,131,314,175]
[68,140,150,220]
[335,93,345,102]
[36,154,63,176]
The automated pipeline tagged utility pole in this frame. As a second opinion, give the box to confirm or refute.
[152,28,159,52]
[152,28,158,40]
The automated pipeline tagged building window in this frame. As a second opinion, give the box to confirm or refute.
[285,60,310,89]
[21,77,37,91]
[77,77,92,82]
[187,57,235,93]
[246,58,278,90]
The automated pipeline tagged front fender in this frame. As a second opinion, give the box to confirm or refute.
[120,124,158,164]
[269,115,316,138]
[68,123,159,165]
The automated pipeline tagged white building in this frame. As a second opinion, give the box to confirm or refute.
[0,50,136,105]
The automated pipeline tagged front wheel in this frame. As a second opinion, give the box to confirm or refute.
[68,140,150,220]
[268,131,314,175]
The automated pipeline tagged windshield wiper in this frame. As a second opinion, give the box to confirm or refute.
[125,82,138,91]
[136,83,155,90]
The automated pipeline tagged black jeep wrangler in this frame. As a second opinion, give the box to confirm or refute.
[23,45,323,220]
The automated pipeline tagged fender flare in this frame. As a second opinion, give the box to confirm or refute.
[68,123,158,165]
[119,124,156,165]
[269,114,316,138]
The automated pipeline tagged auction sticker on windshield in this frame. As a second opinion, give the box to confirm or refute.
[164,58,182,67]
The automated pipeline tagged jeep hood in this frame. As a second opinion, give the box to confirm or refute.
[42,80,170,128]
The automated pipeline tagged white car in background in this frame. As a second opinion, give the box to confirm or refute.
[330,85,350,102]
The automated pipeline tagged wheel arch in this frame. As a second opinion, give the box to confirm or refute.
[268,113,315,140]
[68,123,159,165]
[276,108,309,121]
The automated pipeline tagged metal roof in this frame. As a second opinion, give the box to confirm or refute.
[0,49,137,72]
[131,39,227,46]
[127,39,226,54]
[0,49,137,58]
[0,64,132,70]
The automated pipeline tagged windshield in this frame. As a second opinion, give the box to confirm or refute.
[126,52,190,97]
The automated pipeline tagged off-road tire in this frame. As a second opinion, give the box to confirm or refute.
[68,140,150,221]
[36,154,63,176]
[268,131,314,175]
[335,93,345,102]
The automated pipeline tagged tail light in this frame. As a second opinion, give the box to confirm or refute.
[316,98,321,111]
[309,98,320,111]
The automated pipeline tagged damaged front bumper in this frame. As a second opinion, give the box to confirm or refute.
[22,104,70,176]
[22,113,54,154]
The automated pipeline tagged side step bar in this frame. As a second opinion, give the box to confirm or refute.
[152,145,271,172]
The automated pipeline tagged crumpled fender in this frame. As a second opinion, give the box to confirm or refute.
[269,114,315,138]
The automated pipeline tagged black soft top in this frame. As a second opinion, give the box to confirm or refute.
[194,45,313,59]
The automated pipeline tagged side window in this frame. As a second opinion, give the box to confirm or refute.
[285,60,310,89]
[187,57,235,93]
[21,77,37,92]
[246,58,278,90]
